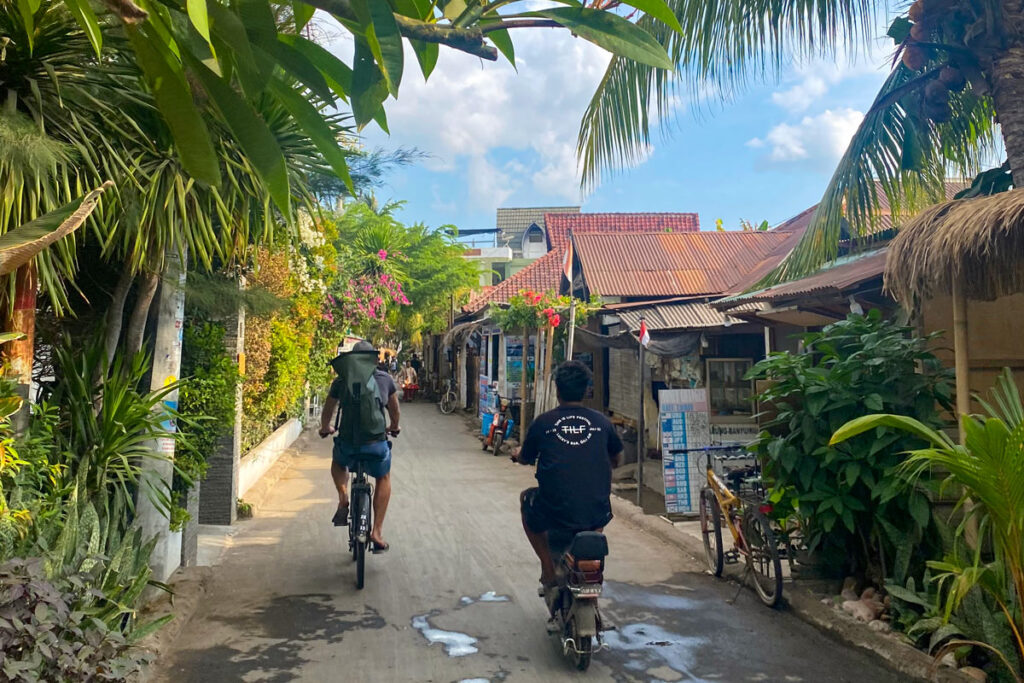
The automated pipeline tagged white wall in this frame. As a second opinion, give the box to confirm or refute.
[238,418,304,497]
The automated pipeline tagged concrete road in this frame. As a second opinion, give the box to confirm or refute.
[155,403,901,683]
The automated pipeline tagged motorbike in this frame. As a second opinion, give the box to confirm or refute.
[482,393,519,456]
[542,528,609,671]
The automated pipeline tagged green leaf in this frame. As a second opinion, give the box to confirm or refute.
[887,16,912,44]
[351,38,389,128]
[864,393,883,411]
[280,34,353,99]
[207,2,264,97]
[63,0,102,56]
[269,78,354,196]
[410,40,439,79]
[187,0,212,45]
[532,7,673,70]
[366,0,404,97]
[15,0,34,51]
[831,414,952,449]
[618,0,682,34]
[127,26,220,186]
[293,0,316,32]
[844,462,861,488]
[909,492,930,528]
[486,28,514,66]
[257,38,334,103]
[189,60,290,214]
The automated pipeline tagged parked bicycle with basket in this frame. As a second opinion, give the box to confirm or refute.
[671,445,784,607]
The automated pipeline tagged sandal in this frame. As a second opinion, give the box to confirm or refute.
[371,540,390,554]
[332,503,349,526]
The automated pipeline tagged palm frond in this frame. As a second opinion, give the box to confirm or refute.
[762,65,998,286]
[578,0,882,188]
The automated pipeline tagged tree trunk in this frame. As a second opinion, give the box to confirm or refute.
[125,269,159,356]
[992,34,1024,185]
[104,268,135,366]
[5,263,36,432]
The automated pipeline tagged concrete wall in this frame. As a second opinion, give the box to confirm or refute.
[921,292,1024,411]
[238,419,304,498]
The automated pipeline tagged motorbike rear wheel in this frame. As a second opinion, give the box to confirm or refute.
[491,430,504,456]
[569,617,592,671]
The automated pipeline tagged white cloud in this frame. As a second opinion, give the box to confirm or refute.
[769,42,891,113]
[771,76,829,113]
[748,108,864,167]
[335,29,613,212]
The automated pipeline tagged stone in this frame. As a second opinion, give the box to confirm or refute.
[840,576,859,602]
[868,619,892,633]
[842,600,876,622]
[959,666,987,682]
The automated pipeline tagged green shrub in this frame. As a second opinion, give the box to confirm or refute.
[749,311,953,582]
[0,557,162,682]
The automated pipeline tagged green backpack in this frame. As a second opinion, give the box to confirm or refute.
[330,349,388,443]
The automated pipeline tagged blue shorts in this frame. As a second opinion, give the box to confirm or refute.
[332,439,392,478]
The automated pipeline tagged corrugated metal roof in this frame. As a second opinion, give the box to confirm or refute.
[717,248,887,306]
[545,212,700,250]
[575,232,792,298]
[614,300,751,331]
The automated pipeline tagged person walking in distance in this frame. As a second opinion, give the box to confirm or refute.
[320,340,400,553]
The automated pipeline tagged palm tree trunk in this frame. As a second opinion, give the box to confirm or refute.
[5,263,36,432]
[125,269,159,356]
[104,268,135,366]
[992,39,1024,185]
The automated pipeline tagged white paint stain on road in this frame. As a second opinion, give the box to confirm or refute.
[459,591,511,605]
[411,614,479,657]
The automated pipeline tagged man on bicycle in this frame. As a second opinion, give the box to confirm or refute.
[513,361,622,587]
[319,340,400,553]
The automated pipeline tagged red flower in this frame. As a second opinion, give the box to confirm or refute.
[549,314,561,327]
[542,307,555,316]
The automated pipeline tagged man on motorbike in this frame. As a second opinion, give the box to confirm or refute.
[513,361,623,587]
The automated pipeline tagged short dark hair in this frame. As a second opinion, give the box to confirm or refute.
[555,361,591,402]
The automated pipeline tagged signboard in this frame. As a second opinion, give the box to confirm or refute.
[710,421,759,446]
[505,335,535,398]
[658,388,710,514]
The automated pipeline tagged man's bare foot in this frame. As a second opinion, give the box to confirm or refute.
[332,502,349,526]
[370,533,389,553]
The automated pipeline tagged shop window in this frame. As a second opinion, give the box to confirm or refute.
[707,358,753,416]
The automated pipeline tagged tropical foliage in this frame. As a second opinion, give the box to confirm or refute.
[576,0,1024,284]
[832,369,1024,677]
[749,312,954,582]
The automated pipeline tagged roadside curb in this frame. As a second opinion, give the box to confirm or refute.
[242,429,312,516]
[609,495,972,683]
[134,565,214,682]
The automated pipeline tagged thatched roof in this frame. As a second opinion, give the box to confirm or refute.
[885,188,1024,302]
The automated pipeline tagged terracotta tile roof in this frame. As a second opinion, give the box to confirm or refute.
[574,231,792,298]
[715,248,887,307]
[463,212,701,314]
[545,212,700,249]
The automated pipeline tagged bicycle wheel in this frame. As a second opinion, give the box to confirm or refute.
[491,430,503,457]
[355,538,366,589]
[742,507,783,607]
[699,488,724,577]
[439,391,456,414]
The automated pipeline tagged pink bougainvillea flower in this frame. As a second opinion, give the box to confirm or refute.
[549,314,561,327]
[542,307,554,316]
[378,249,388,260]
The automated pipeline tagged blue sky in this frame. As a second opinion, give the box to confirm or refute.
[336,24,896,235]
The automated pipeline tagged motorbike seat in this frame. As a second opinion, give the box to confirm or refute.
[568,531,608,561]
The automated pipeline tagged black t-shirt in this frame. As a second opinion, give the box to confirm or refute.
[519,404,624,530]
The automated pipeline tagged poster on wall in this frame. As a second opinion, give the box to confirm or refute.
[658,388,710,514]
[505,335,535,398]
[479,375,493,417]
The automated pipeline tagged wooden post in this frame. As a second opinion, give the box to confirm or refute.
[636,318,646,508]
[566,297,577,361]
[542,320,555,411]
[952,276,970,444]
[519,327,529,445]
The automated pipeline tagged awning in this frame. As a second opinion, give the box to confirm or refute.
[575,327,700,358]
[611,299,753,332]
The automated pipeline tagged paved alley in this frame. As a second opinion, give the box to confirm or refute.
[154,402,903,683]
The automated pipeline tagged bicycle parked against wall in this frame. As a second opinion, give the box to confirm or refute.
[670,445,783,607]
[438,377,458,415]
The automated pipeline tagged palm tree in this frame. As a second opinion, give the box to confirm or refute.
[577,0,1022,283]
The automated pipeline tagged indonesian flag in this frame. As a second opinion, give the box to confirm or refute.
[560,242,573,294]
[638,319,650,348]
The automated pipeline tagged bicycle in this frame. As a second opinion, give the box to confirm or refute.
[671,445,783,607]
[438,377,457,415]
[346,433,398,590]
